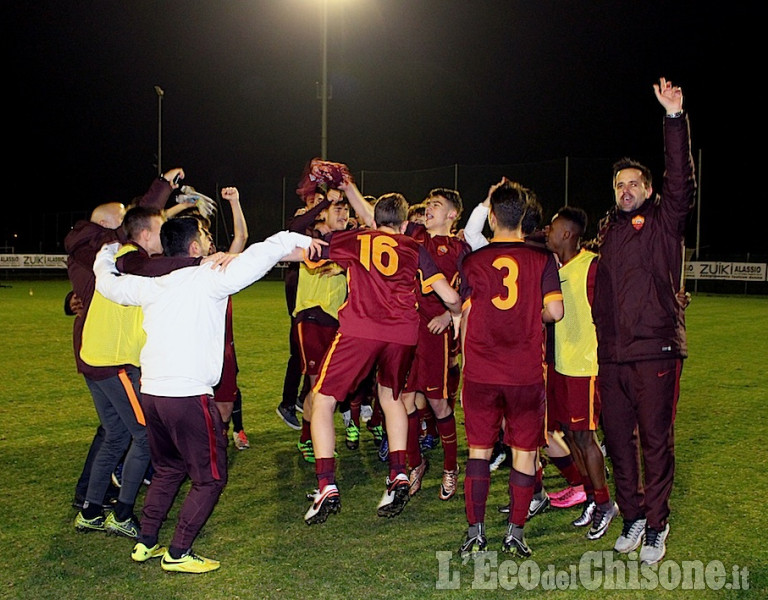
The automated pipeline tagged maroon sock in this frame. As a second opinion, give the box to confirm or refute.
[550,455,582,487]
[436,413,458,471]
[406,411,422,469]
[389,450,407,481]
[509,468,535,526]
[315,457,336,490]
[369,399,383,427]
[534,466,543,495]
[594,486,611,505]
[464,458,490,525]
[350,396,362,427]
[300,418,312,444]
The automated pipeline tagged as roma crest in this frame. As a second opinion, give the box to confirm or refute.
[631,215,645,231]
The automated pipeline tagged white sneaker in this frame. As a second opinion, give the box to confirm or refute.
[587,501,619,540]
[527,492,550,519]
[304,484,341,525]
[233,430,250,450]
[640,523,670,565]
[572,500,596,527]
[614,517,646,553]
[377,474,410,517]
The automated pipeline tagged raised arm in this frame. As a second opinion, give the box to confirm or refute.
[463,201,490,251]
[656,77,696,232]
[464,179,508,250]
[221,187,249,253]
[339,178,374,228]
[140,167,185,210]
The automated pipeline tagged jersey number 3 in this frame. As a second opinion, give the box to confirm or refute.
[358,233,399,276]
[491,256,519,310]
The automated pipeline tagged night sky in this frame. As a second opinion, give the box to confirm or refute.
[5,1,759,255]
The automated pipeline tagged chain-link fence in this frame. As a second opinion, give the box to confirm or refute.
[18,155,766,294]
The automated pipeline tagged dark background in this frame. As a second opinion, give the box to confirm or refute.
[4,1,760,257]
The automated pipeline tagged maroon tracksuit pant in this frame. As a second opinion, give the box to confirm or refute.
[140,393,228,551]
[599,358,681,530]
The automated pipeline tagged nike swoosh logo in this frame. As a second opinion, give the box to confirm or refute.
[657,370,672,377]
[570,417,586,423]
[426,386,440,392]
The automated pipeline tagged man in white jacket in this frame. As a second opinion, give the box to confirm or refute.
[94,215,321,573]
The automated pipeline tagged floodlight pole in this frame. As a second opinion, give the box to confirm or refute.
[155,86,164,175]
[320,0,328,159]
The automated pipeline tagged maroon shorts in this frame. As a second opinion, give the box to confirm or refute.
[213,343,238,403]
[549,369,600,431]
[314,332,415,402]
[545,362,560,431]
[403,320,450,400]
[462,379,545,452]
[297,320,338,376]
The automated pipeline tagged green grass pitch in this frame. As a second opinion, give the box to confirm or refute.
[0,279,765,599]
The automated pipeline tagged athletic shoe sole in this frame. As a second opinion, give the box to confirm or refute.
[377,479,410,518]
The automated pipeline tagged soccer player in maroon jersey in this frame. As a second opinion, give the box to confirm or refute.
[400,189,471,501]
[290,190,351,462]
[303,174,462,525]
[458,179,563,558]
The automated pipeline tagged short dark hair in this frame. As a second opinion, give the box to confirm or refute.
[426,188,463,220]
[374,193,409,229]
[612,157,652,188]
[407,203,426,220]
[181,208,212,231]
[490,181,529,230]
[553,206,588,237]
[161,217,201,257]
[122,206,163,242]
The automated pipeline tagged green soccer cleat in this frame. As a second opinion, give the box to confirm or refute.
[161,550,220,574]
[297,439,316,463]
[104,512,140,539]
[367,423,384,447]
[345,423,360,450]
[131,542,168,562]
[74,511,106,533]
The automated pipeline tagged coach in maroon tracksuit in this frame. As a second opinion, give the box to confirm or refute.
[592,78,696,566]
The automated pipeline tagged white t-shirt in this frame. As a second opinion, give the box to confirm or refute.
[94,230,312,397]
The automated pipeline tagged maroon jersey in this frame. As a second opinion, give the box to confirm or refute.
[460,239,562,386]
[408,223,471,321]
[310,229,445,346]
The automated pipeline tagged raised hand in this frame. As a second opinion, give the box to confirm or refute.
[653,77,683,115]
